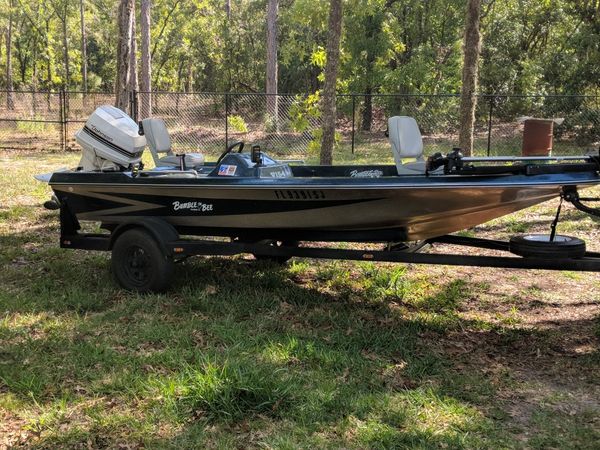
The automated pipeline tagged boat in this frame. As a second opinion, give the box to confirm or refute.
[38,105,600,292]
[44,106,600,242]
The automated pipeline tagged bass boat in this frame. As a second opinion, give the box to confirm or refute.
[43,105,600,243]
[37,105,600,292]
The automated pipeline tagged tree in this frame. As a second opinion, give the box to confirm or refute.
[0,0,597,117]
[129,3,138,118]
[319,0,343,165]
[79,0,87,92]
[140,0,152,118]
[266,0,278,128]
[225,0,230,19]
[343,7,386,131]
[50,0,71,89]
[458,0,482,155]
[115,0,134,111]
[5,0,14,109]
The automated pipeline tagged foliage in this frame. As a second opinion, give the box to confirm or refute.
[307,127,341,157]
[16,118,48,133]
[288,92,321,133]
[227,114,248,133]
[0,0,596,100]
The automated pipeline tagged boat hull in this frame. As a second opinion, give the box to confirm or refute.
[49,171,599,241]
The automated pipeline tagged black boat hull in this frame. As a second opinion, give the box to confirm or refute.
[49,169,600,241]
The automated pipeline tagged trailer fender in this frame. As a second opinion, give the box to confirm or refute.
[109,219,179,256]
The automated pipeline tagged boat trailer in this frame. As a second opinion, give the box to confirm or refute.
[56,189,600,292]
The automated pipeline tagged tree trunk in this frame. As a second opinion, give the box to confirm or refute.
[6,0,14,110]
[185,61,193,92]
[266,0,278,129]
[32,36,39,115]
[129,5,139,119]
[458,0,482,156]
[140,0,152,118]
[79,0,88,93]
[360,14,379,132]
[224,0,230,19]
[175,58,183,112]
[115,0,134,111]
[45,18,51,109]
[319,0,343,165]
[61,5,70,90]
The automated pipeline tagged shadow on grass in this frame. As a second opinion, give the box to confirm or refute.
[0,225,599,448]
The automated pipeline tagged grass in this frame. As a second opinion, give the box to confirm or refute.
[1,149,599,448]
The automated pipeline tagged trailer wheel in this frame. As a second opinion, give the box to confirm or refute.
[509,234,586,259]
[253,240,298,264]
[111,229,174,292]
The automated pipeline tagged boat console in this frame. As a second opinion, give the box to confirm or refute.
[210,152,293,178]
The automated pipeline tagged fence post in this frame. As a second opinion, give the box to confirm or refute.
[351,95,356,154]
[128,90,138,121]
[58,89,64,151]
[59,88,69,151]
[64,89,69,150]
[224,92,229,151]
[486,95,494,157]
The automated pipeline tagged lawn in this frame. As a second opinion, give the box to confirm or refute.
[1,149,599,449]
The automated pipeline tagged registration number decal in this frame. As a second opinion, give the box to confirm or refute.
[274,190,326,200]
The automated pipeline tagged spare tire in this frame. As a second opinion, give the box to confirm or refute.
[509,234,586,259]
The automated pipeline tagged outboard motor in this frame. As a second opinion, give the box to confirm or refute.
[75,105,146,171]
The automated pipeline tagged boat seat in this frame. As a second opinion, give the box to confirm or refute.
[388,116,426,175]
[141,118,205,168]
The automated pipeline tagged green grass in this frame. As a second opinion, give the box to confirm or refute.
[1,150,599,448]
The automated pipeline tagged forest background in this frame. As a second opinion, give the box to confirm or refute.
[0,0,599,159]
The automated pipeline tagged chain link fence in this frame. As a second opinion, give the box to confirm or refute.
[1,90,598,161]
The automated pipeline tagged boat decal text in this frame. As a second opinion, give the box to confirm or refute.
[350,169,383,178]
[89,124,114,142]
[265,168,292,178]
[274,189,326,200]
[172,201,214,212]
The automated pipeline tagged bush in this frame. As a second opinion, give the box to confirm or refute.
[289,92,321,133]
[227,115,248,133]
[307,128,342,157]
[16,118,48,133]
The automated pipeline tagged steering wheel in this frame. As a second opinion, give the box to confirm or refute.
[216,141,245,165]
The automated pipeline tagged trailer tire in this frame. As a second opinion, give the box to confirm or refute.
[509,234,586,259]
[112,229,174,293]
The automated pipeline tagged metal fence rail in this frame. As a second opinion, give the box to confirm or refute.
[0,90,598,160]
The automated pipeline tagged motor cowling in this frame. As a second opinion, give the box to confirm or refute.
[75,105,146,171]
